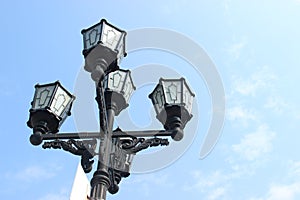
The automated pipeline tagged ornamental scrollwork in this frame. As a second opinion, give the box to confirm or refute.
[42,139,97,173]
[119,137,169,153]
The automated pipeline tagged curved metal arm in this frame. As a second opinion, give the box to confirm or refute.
[119,137,169,153]
[42,139,97,173]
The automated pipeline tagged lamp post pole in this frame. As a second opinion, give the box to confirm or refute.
[90,81,116,200]
[26,19,196,200]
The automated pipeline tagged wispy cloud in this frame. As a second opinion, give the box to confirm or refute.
[250,160,300,200]
[184,123,277,199]
[268,183,300,200]
[38,189,69,200]
[223,0,232,13]
[250,182,300,200]
[6,164,61,182]
[158,0,189,16]
[227,105,258,126]
[288,160,300,178]
[227,38,247,60]
[124,173,172,197]
[232,66,277,97]
[294,0,300,4]
[232,124,276,161]
[183,170,231,199]
[264,96,288,114]
[208,186,227,200]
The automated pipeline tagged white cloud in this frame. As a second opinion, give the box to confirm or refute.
[223,0,232,13]
[232,124,276,161]
[250,160,300,200]
[124,173,172,197]
[158,0,189,15]
[227,39,247,60]
[264,96,288,114]
[6,164,61,182]
[227,106,258,126]
[183,170,230,199]
[38,189,69,200]
[288,161,300,178]
[265,183,300,200]
[233,66,277,97]
[128,173,170,186]
[184,126,277,198]
[250,183,300,200]
[208,187,227,200]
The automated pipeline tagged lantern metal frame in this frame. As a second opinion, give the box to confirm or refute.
[82,19,127,82]
[27,81,75,145]
[27,19,195,200]
[81,19,127,59]
[149,78,195,141]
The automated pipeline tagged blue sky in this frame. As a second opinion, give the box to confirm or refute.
[1,0,300,199]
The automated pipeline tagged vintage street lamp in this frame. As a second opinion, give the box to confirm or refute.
[27,19,195,200]
[149,78,195,141]
[27,81,75,145]
[81,19,127,82]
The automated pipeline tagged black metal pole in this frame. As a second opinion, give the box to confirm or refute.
[90,108,115,200]
[39,130,173,140]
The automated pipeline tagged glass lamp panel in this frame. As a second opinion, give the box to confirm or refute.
[182,83,194,113]
[101,22,124,52]
[82,23,103,50]
[116,38,125,64]
[111,144,133,173]
[151,84,166,115]
[161,80,182,105]
[121,72,135,103]
[32,85,56,109]
[106,70,127,93]
[124,153,134,172]
[122,80,134,103]
[59,99,73,127]
[50,86,72,117]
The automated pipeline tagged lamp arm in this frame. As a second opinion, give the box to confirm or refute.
[42,139,97,173]
[120,137,169,153]
[39,129,174,141]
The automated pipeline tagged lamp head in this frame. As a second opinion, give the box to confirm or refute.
[149,78,195,141]
[27,81,75,145]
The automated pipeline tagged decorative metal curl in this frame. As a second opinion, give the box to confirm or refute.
[120,137,169,153]
[42,139,97,173]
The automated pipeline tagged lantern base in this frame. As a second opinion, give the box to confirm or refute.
[97,90,128,116]
[84,44,119,82]
[27,109,61,134]
[156,104,193,141]
[29,132,43,146]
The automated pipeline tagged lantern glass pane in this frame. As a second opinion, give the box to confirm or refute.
[107,70,127,93]
[122,74,134,103]
[111,144,133,173]
[33,85,55,109]
[83,24,103,50]
[116,39,125,63]
[182,83,194,113]
[101,23,123,51]
[50,86,72,117]
[124,153,134,172]
[162,80,182,104]
[151,84,166,114]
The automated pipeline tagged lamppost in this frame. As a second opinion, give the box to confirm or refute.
[27,19,195,200]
